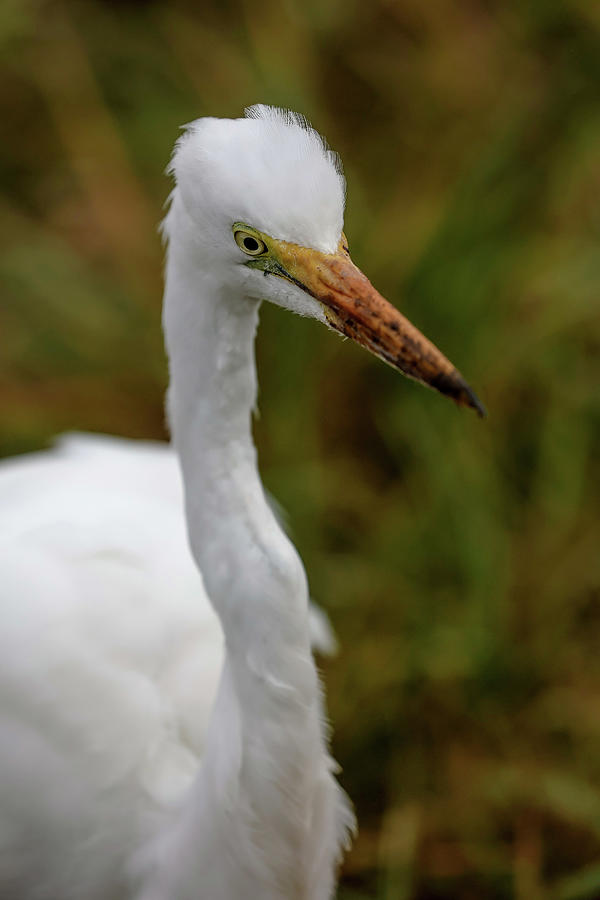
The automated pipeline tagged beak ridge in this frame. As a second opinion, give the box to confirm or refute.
[272,238,486,416]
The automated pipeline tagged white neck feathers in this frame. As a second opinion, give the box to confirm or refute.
[145,194,352,900]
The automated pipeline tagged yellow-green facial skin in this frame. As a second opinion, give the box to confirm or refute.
[232,223,299,284]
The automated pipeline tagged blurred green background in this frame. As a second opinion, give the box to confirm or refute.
[2,0,600,897]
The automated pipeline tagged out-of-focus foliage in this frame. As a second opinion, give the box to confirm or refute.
[1,0,600,896]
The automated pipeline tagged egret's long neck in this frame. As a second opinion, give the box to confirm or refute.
[164,205,309,654]
[148,197,350,900]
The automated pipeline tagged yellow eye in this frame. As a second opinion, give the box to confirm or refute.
[234,229,267,256]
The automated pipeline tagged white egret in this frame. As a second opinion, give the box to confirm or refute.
[0,105,483,900]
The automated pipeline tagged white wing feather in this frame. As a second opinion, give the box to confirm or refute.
[0,434,334,899]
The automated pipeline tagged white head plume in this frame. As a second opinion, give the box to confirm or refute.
[168,104,346,255]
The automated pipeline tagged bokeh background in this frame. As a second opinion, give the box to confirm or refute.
[2,0,600,897]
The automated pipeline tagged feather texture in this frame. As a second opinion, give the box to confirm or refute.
[0,434,345,899]
[0,107,356,899]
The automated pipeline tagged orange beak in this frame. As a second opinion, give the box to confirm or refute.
[270,236,486,416]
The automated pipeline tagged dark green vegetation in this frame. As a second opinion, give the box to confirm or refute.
[2,1,600,897]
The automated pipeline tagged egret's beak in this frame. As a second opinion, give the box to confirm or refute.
[271,236,485,416]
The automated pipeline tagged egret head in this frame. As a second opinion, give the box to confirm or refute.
[168,105,484,416]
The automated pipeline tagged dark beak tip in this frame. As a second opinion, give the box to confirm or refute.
[464,386,487,419]
[431,370,486,418]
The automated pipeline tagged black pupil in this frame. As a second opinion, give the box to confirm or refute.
[243,236,259,252]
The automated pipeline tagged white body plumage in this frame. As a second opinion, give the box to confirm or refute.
[0,105,480,900]
[0,107,353,900]
[0,433,346,899]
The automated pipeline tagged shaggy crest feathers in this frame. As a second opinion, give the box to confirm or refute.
[243,104,344,178]
[167,105,346,254]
